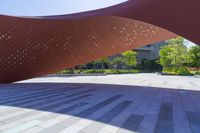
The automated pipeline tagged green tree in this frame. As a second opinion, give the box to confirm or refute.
[121,50,137,72]
[187,46,200,67]
[93,60,101,71]
[159,37,188,71]
[100,57,110,69]
[159,44,173,70]
[110,57,124,72]
[93,57,109,69]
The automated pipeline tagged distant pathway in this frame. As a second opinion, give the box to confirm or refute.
[19,73,200,90]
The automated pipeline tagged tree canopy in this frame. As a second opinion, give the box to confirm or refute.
[187,46,200,68]
[121,50,137,71]
[159,37,188,71]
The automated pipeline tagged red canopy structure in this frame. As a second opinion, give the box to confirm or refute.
[0,0,199,83]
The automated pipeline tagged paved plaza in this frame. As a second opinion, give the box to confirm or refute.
[0,74,200,133]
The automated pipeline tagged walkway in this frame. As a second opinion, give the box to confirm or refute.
[0,74,200,133]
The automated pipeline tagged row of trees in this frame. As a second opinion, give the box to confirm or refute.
[159,37,200,74]
[91,50,138,72]
[90,37,200,74]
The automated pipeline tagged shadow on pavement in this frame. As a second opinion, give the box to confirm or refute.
[0,83,199,133]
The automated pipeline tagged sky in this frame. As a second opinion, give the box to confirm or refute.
[184,39,197,48]
[0,0,128,16]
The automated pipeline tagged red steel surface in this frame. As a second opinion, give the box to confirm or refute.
[0,0,199,83]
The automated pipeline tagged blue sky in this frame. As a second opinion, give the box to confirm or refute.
[0,0,128,16]
[184,39,197,48]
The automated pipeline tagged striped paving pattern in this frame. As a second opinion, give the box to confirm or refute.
[0,82,200,133]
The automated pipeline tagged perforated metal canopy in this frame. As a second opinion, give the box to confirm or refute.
[0,0,199,83]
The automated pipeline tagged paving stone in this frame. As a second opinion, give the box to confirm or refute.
[117,114,144,133]
[154,102,173,133]
[0,74,200,133]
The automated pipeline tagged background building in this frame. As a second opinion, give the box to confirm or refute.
[110,41,166,64]
[134,41,167,63]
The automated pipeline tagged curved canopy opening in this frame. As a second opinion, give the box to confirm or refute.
[0,0,128,17]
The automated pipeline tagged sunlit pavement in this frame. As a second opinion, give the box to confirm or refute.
[0,74,200,133]
[19,73,200,91]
